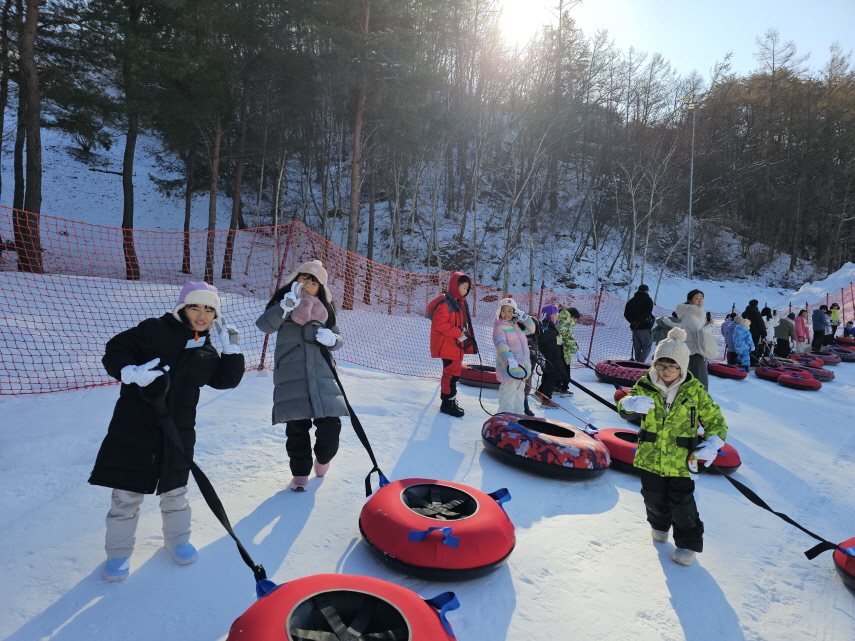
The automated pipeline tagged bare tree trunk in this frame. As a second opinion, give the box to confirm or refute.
[363,148,376,305]
[222,81,248,280]
[0,0,13,198]
[181,145,195,274]
[119,3,141,281]
[204,118,222,284]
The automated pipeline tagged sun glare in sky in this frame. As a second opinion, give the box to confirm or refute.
[498,0,552,48]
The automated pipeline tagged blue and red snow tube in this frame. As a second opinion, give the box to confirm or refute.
[613,387,641,423]
[359,478,515,580]
[227,574,459,640]
[481,413,611,478]
[834,537,855,591]
[596,427,742,476]
[707,362,748,380]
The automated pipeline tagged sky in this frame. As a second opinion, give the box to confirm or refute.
[498,0,855,79]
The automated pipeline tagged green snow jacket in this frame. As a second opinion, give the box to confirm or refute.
[617,371,728,478]
[556,310,579,362]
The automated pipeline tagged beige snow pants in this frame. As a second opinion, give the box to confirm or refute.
[105,486,191,558]
[497,380,526,414]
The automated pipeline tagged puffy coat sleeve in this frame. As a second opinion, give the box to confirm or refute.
[102,319,157,381]
[493,324,513,364]
[256,304,286,334]
[206,353,245,390]
[324,323,345,352]
[432,301,463,339]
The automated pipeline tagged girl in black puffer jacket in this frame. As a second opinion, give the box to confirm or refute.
[535,305,568,408]
[89,282,244,582]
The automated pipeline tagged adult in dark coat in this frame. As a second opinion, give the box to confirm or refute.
[536,305,567,403]
[89,314,245,495]
[742,299,765,354]
[624,284,655,362]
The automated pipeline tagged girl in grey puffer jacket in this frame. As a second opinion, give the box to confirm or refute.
[256,260,347,491]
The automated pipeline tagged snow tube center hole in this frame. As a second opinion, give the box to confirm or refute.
[613,431,640,444]
[288,590,410,641]
[402,484,478,521]
[467,365,495,372]
[515,418,576,439]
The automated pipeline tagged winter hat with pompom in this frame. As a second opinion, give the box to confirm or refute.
[286,259,329,288]
[652,327,690,372]
[172,282,221,321]
[496,297,518,319]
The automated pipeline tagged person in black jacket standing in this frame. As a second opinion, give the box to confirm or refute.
[742,299,765,358]
[89,282,245,582]
[624,284,655,362]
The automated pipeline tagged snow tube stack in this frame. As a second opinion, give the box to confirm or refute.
[826,346,855,363]
[458,364,500,389]
[789,354,826,369]
[359,478,515,580]
[834,537,855,591]
[810,350,842,365]
[226,574,459,640]
[707,362,748,380]
[597,427,741,475]
[594,360,649,387]
[481,413,611,478]
[835,336,855,348]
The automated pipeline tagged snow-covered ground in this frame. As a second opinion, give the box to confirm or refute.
[2,359,854,640]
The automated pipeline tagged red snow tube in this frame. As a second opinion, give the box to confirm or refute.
[458,364,500,389]
[226,574,458,640]
[597,427,741,476]
[833,537,855,591]
[810,349,842,365]
[835,336,855,347]
[481,413,611,478]
[613,387,641,423]
[707,362,748,380]
[790,354,825,368]
[359,478,515,580]
[828,346,855,362]
[790,363,835,382]
[594,360,649,387]
[777,372,822,391]
[755,366,812,382]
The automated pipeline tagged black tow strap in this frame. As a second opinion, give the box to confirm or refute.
[710,467,854,560]
[303,321,386,497]
[142,376,267,583]
[405,486,465,520]
[567,377,618,412]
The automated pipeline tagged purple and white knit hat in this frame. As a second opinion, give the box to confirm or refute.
[172,282,222,320]
[541,304,559,318]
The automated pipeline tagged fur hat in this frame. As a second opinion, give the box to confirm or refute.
[542,304,559,318]
[496,297,519,320]
[652,327,690,373]
[173,282,221,321]
[739,318,751,328]
[286,260,329,287]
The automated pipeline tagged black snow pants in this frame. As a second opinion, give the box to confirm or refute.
[638,469,704,553]
[286,416,342,476]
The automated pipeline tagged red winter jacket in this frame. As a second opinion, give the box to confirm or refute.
[428,272,476,360]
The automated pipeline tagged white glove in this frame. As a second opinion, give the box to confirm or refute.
[508,357,520,370]
[693,435,725,467]
[279,282,303,317]
[213,318,241,355]
[458,333,467,342]
[514,311,529,322]
[621,395,655,413]
[120,358,164,387]
[315,327,338,347]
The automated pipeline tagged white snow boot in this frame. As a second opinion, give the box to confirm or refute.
[672,548,697,566]
[651,529,669,543]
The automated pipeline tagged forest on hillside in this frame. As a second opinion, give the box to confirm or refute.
[3,0,854,293]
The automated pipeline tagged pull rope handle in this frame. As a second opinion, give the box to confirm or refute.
[424,592,460,638]
[409,526,460,548]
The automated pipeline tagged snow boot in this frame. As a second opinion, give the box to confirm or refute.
[314,459,330,477]
[672,548,697,566]
[103,557,130,582]
[523,396,535,417]
[440,397,465,418]
[556,390,574,397]
[539,398,560,409]
[169,542,198,565]
[290,476,309,492]
[651,529,669,543]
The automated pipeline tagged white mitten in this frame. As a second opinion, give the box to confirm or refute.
[213,318,241,355]
[280,282,304,317]
[621,395,655,413]
[315,327,338,347]
[120,358,164,387]
[516,312,529,322]
[693,435,725,467]
[508,357,520,370]
[457,333,467,342]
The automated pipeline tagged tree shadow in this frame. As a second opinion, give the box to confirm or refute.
[657,545,746,641]
[5,489,317,641]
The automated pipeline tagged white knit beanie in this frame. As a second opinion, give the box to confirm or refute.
[283,259,329,288]
[495,297,518,320]
[652,327,690,372]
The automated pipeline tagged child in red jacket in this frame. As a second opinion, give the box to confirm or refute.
[427,271,476,417]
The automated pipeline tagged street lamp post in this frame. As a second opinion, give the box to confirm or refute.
[686,100,699,280]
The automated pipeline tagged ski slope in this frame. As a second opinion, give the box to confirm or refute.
[2,353,854,640]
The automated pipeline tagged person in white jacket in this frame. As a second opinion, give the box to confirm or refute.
[675,289,716,390]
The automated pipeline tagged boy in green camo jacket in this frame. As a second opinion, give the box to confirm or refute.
[616,327,728,566]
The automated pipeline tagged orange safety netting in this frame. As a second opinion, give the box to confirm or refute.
[1,207,854,395]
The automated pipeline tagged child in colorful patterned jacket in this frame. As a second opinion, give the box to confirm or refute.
[616,327,729,567]
[492,298,537,414]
